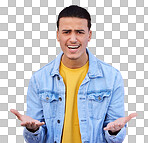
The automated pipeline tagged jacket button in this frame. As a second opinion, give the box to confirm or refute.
[98,96,101,100]
[54,141,57,143]
[57,120,60,123]
[57,76,60,80]
[59,97,62,101]
[46,97,49,100]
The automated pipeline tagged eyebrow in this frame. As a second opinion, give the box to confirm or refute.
[62,29,85,32]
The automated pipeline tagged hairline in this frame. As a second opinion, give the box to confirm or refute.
[57,16,90,31]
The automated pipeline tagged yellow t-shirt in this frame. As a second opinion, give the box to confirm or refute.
[59,61,89,143]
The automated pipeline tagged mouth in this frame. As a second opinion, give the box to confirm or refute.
[67,45,80,49]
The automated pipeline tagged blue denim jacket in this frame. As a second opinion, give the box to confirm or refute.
[23,48,126,143]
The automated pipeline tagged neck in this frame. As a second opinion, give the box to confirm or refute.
[61,52,88,69]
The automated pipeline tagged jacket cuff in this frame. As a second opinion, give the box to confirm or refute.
[104,126,126,143]
[23,127,41,142]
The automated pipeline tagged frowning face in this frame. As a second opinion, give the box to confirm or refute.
[57,17,92,65]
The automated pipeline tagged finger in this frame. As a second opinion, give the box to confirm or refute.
[21,121,45,128]
[30,122,39,131]
[21,122,26,127]
[104,127,109,130]
[113,124,121,131]
[30,120,45,130]
[10,109,22,121]
[117,123,122,129]
[116,121,125,128]
[104,125,111,130]
[104,123,118,131]
[37,122,45,127]
[31,122,36,129]
[120,122,125,128]
[107,123,120,132]
[126,113,137,122]
[104,122,114,130]
[21,121,37,130]
[110,125,116,131]
[26,122,32,129]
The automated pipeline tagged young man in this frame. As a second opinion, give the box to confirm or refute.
[11,5,136,143]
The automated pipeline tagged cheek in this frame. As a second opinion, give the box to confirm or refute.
[59,38,66,45]
[81,38,89,46]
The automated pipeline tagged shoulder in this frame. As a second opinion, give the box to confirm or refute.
[31,58,56,79]
[96,58,120,73]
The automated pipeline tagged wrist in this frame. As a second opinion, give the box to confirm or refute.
[26,127,39,133]
[108,129,120,135]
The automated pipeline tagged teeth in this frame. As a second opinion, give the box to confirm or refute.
[68,45,80,49]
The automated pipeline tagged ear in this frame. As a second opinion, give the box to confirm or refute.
[88,30,92,42]
[57,30,60,42]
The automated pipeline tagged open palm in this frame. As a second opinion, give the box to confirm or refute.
[104,113,137,133]
[10,109,45,132]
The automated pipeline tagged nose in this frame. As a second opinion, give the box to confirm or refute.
[70,33,77,43]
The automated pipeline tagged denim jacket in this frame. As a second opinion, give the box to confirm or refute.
[23,48,126,143]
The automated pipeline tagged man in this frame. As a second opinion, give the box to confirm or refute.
[11,5,137,143]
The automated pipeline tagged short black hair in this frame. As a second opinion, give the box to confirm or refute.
[57,5,91,30]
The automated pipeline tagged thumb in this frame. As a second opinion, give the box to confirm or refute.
[129,113,137,118]
[126,112,137,122]
[10,109,23,121]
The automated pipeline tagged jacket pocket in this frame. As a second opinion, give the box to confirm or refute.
[39,91,59,119]
[87,90,111,119]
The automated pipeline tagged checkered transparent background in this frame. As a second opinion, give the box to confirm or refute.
[0,0,148,142]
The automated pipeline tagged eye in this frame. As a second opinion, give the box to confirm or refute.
[63,31,70,34]
[77,31,84,34]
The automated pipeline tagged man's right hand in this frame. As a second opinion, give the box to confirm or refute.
[10,109,45,132]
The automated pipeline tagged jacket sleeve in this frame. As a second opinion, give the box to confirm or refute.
[104,70,126,143]
[23,74,47,143]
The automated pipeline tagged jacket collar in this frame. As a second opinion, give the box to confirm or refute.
[50,48,103,78]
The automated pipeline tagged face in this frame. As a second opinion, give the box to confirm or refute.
[57,17,92,63]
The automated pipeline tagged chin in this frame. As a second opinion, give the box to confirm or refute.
[67,55,79,60]
[68,57,79,60]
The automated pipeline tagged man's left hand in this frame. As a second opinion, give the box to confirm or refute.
[104,113,137,133]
